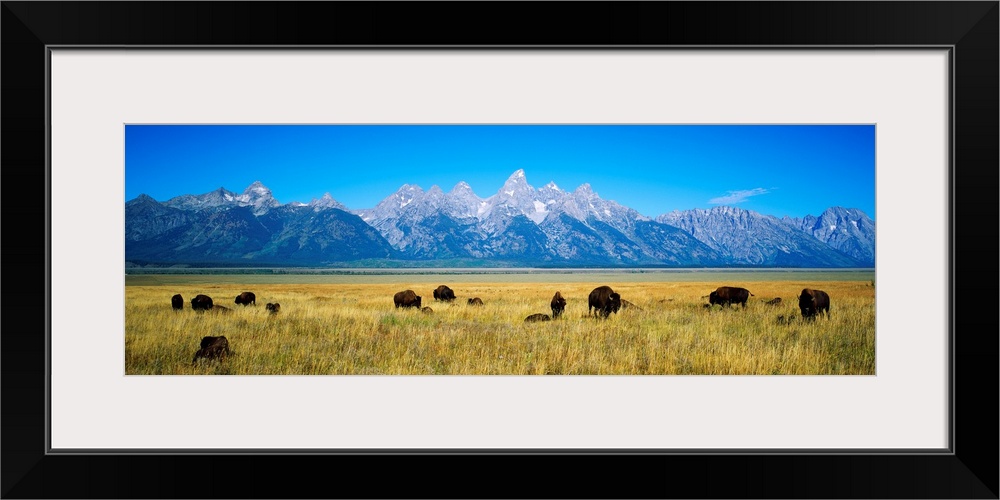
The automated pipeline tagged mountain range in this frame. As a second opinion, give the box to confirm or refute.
[125,171,875,268]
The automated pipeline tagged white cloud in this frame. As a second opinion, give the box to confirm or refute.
[709,188,770,205]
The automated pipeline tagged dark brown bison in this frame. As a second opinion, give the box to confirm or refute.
[708,286,754,308]
[764,297,783,306]
[421,307,434,314]
[191,294,214,311]
[798,288,831,320]
[192,336,230,365]
[266,303,280,314]
[433,285,456,302]
[550,291,567,318]
[588,286,622,318]
[468,297,484,306]
[171,294,184,310]
[524,313,551,322]
[394,290,422,309]
[235,291,256,306]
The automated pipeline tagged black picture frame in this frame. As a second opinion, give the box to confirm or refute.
[3,2,997,498]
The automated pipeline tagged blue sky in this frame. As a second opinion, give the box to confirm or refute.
[125,124,875,219]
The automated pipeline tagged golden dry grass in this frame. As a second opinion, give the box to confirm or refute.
[125,280,874,375]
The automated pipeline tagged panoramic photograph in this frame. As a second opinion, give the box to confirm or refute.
[124,124,876,375]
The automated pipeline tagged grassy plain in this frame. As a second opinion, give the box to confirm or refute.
[125,273,875,375]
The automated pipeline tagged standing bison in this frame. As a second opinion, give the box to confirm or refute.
[708,286,754,308]
[171,294,184,310]
[191,294,214,311]
[192,336,230,365]
[588,286,622,318]
[235,291,256,306]
[798,288,831,320]
[433,285,456,302]
[550,291,567,318]
[393,290,422,309]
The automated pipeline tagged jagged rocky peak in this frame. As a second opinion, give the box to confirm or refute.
[129,193,157,204]
[234,181,280,214]
[423,185,446,208]
[245,180,268,192]
[392,184,424,208]
[236,181,273,199]
[309,192,348,211]
[499,169,534,196]
[163,186,237,210]
[450,180,475,195]
[212,186,236,198]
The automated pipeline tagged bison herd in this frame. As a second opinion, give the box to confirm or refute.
[171,284,833,367]
[169,291,273,367]
[389,284,832,323]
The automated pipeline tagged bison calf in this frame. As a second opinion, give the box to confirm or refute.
[421,307,434,314]
[524,313,551,322]
[550,291,566,318]
[764,297,783,306]
[192,336,230,365]
[266,303,281,314]
[171,294,184,310]
[235,291,256,306]
[467,297,484,306]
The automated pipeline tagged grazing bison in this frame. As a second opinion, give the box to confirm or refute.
[393,290,422,309]
[798,288,831,320]
[192,336,230,365]
[235,291,256,306]
[171,294,184,310]
[191,294,214,311]
[421,307,434,314]
[708,286,754,308]
[266,303,280,314]
[550,291,567,318]
[588,286,622,318]
[764,297,783,306]
[433,285,456,302]
[468,297,484,306]
[524,313,551,322]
